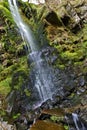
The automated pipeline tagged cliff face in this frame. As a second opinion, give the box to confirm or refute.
[0,0,87,129]
[20,0,87,68]
[0,0,87,99]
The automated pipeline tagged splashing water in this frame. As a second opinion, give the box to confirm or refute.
[8,0,56,105]
[72,113,87,130]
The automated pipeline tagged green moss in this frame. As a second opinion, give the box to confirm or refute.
[50,116,59,122]
[61,51,78,60]
[0,1,29,99]
[0,55,28,96]
[24,88,31,96]
[82,24,87,41]
[58,64,65,70]
[12,113,21,120]
[60,48,84,61]
[50,115,64,122]
[64,125,69,130]
[74,61,83,66]
[0,63,19,81]
[82,66,87,74]
[17,56,29,73]
[0,110,6,117]
[14,76,24,90]
[0,64,4,72]
[52,37,86,67]
[10,56,29,91]
[0,77,11,96]
[0,2,14,24]
[0,68,12,81]
[68,93,75,99]
[54,44,63,52]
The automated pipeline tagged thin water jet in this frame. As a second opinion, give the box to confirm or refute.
[72,113,87,130]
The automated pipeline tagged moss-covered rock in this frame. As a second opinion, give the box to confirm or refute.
[0,1,30,97]
[41,0,87,70]
[30,120,65,130]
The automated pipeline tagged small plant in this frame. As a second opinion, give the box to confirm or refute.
[50,115,64,122]
[64,125,69,130]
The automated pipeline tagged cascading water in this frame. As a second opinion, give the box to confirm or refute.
[8,0,56,106]
[8,0,37,52]
[72,113,87,130]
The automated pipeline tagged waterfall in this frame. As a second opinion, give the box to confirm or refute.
[8,0,37,52]
[8,0,56,105]
[72,113,87,130]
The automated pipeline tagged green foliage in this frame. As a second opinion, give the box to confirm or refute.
[82,41,87,57]
[50,116,59,122]
[0,77,11,95]
[61,51,78,60]
[0,64,4,72]
[17,56,29,72]
[0,63,18,81]
[0,55,28,96]
[13,76,24,90]
[0,110,6,117]
[11,66,29,92]
[0,1,22,48]
[50,115,64,122]
[12,113,20,119]
[64,125,69,130]
[24,88,31,96]
[0,2,14,24]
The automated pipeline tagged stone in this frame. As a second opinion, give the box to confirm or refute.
[30,120,65,130]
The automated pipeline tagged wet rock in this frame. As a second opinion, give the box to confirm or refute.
[40,46,58,64]
[42,108,65,117]
[65,113,87,130]
[78,76,85,86]
[38,113,50,120]
[40,99,53,109]
[80,108,87,123]
[16,122,28,130]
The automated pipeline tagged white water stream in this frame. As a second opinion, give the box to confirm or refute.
[72,113,87,130]
[8,0,55,104]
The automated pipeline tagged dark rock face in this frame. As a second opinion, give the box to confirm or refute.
[45,11,62,26]
[45,0,87,32]
[61,15,70,26]
[16,45,26,57]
